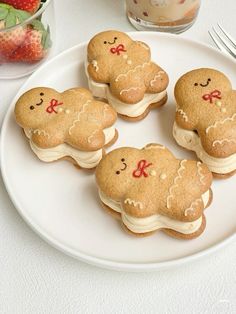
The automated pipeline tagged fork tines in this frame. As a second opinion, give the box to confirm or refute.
[209,23,236,58]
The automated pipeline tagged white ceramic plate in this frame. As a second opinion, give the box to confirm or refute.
[1,32,236,271]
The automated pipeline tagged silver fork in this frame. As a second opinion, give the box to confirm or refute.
[208,23,236,58]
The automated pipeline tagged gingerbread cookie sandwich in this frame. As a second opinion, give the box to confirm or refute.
[173,68,236,178]
[96,144,213,239]
[86,30,169,121]
[15,87,117,168]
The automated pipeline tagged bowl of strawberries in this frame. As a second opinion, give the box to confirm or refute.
[0,0,54,79]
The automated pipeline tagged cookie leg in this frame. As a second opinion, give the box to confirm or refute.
[101,202,156,236]
[212,169,236,179]
[118,94,168,122]
[163,214,206,240]
[104,129,119,148]
[110,76,146,104]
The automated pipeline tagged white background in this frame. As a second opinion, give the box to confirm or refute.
[0,0,236,313]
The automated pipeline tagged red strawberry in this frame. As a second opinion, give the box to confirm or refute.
[8,21,52,63]
[0,0,40,14]
[0,4,30,61]
[0,26,26,61]
[0,4,52,63]
[8,28,45,62]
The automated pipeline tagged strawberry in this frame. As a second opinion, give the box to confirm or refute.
[8,20,52,63]
[0,3,30,61]
[0,0,41,14]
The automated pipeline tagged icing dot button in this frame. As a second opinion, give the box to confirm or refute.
[221,108,226,113]
[160,173,167,180]
[123,54,128,59]
[215,100,222,107]
[127,60,132,65]
[58,107,64,113]
[149,170,156,177]
[65,109,70,114]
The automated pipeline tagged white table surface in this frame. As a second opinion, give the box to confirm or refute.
[0,0,236,313]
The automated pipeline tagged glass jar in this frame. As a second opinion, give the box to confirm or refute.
[126,0,201,34]
[0,0,55,79]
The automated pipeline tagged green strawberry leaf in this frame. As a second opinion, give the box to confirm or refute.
[31,19,45,31]
[43,25,52,49]
[5,11,16,28]
[31,19,52,50]
[0,4,12,10]
[0,7,8,20]
[15,9,31,23]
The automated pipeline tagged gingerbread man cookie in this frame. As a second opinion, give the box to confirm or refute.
[173,68,236,178]
[15,87,118,168]
[96,144,213,239]
[86,30,169,121]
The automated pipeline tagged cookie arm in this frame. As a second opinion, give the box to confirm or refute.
[87,58,110,83]
[131,41,151,62]
[175,109,197,130]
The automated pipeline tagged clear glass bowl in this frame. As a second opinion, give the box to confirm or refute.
[126,0,201,34]
[0,0,55,79]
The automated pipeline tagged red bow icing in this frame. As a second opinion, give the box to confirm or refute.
[46,99,63,114]
[133,160,152,178]
[110,44,126,55]
[202,90,221,103]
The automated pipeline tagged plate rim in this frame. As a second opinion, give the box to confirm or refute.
[1,31,236,271]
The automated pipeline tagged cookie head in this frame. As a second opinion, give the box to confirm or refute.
[175,68,232,107]
[88,30,132,60]
[15,87,61,128]
[96,147,142,198]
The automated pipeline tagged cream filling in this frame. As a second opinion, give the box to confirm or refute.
[85,62,167,117]
[173,122,236,174]
[24,127,115,168]
[99,190,210,234]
